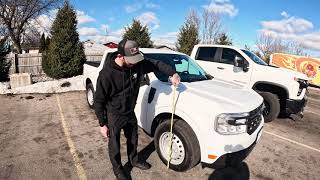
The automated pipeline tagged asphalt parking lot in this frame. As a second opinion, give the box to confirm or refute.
[1,89,320,180]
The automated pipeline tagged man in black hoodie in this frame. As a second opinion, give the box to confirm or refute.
[94,39,180,180]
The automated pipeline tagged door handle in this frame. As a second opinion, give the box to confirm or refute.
[148,87,156,103]
[217,67,225,70]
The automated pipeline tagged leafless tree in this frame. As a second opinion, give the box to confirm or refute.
[256,33,306,62]
[201,9,222,44]
[187,9,201,30]
[256,33,288,63]
[287,41,305,56]
[0,0,60,53]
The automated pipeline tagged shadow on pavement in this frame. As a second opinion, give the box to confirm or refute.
[208,162,250,180]
[123,141,155,179]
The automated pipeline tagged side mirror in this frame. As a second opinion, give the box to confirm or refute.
[243,62,249,72]
[234,56,249,72]
[234,56,243,67]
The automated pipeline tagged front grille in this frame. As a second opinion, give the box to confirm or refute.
[247,104,263,135]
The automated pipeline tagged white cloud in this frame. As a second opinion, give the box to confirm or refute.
[125,1,160,13]
[214,0,230,3]
[31,9,96,35]
[84,34,121,44]
[146,3,160,9]
[77,10,96,25]
[109,28,125,37]
[261,16,313,34]
[203,0,239,17]
[125,4,142,13]
[153,31,178,48]
[31,9,57,35]
[259,13,320,52]
[100,24,109,32]
[80,28,124,44]
[137,12,160,30]
[281,11,289,18]
[78,27,99,36]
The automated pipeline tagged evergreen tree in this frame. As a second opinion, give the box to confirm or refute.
[123,20,153,48]
[216,33,233,45]
[176,12,200,55]
[39,33,46,53]
[0,40,11,82]
[45,36,51,50]
[42,1,86,79]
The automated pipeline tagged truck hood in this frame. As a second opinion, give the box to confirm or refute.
[183,80,263,112]
[257,64,309,80]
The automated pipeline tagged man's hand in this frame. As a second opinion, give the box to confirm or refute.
[170,73,181,86]
[100,125,109,138]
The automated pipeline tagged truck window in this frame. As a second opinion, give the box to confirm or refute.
[196,47,217,62]
[221,48,244,65]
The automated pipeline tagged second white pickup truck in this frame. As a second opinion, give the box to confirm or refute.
[83,48,264,171]
[191,45,309,122]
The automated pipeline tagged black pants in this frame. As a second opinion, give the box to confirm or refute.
[107,112,139,174]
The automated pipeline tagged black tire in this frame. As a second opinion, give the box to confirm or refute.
[258,92,280,122]
[154,119,200,171]
[86,83,95,109]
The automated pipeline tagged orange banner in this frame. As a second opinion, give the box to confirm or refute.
[270,53,320,86]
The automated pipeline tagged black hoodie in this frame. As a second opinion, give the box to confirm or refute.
[94,52,176,127]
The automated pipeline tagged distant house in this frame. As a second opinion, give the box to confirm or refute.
[82,40,107,54]
[103,42,118,48]
[21,43,40,54]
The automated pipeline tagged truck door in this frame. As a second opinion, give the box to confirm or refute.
[213,47,252,87]
[135,74,151,128]
[194,47,220,77]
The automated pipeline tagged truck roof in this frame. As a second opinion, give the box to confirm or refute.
[194,44,237,49]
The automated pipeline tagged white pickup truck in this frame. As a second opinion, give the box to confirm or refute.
[83,48,264,171]
[191,45,309,122]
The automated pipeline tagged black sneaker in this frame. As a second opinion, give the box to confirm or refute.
[114,169,129,180]
[131,161,151,170]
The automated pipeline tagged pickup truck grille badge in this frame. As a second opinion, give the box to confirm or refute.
[247,104,263,135]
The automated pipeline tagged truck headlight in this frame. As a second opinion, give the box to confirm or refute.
[215,113,249,135]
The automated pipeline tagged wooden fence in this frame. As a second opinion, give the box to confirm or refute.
[7,52,104,75]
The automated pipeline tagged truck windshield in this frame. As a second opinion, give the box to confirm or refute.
[144,53,210,82]
[242,49,268,66]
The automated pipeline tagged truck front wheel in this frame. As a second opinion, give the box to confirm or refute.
[258,92,280,122]
[86,83,95,108]
[154,119,200,171]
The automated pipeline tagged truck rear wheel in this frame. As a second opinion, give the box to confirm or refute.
[154,119,200,171]
[258,92,280,122]
[86,83,94,108]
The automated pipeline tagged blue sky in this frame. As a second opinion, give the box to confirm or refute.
[61,0,320,56]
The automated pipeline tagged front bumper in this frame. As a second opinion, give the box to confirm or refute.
[286,97,307,114]
[202,127,262,169]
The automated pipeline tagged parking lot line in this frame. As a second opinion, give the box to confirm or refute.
[56,94,88,180]
[264,130,320,153]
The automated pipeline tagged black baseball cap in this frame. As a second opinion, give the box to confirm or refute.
[118,39,144,64]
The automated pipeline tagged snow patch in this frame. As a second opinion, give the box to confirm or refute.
[0,82,11,94]
[0,75,85,94]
